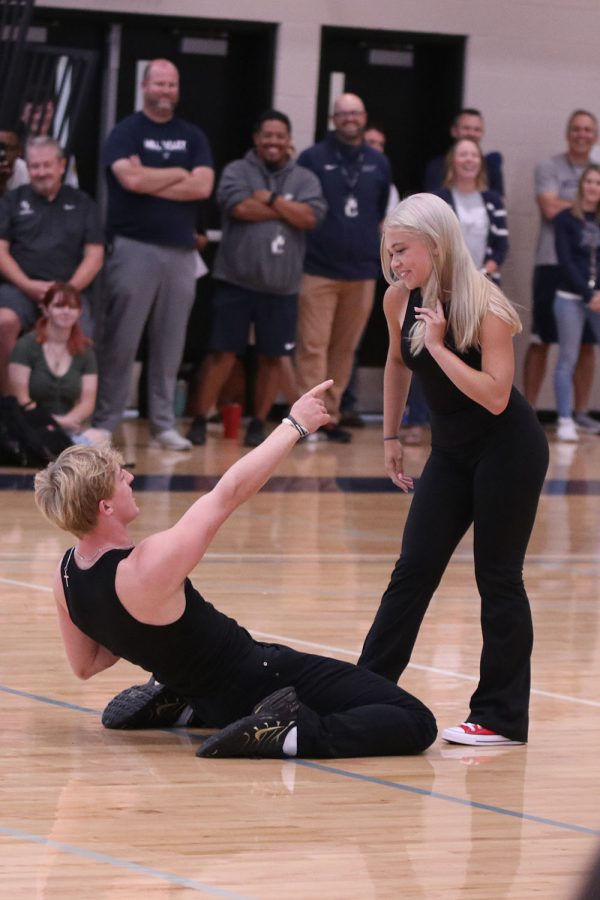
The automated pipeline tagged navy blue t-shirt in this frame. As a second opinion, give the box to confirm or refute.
[103,111,213,248]
[298,133,391,280]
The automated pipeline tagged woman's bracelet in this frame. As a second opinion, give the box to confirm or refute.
[282,414,309,439]
[383,435,402,441]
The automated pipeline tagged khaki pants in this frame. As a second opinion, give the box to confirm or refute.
[295,274,376,419]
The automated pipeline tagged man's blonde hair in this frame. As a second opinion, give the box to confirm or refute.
[381,192,521,354]
[34,443,124,538]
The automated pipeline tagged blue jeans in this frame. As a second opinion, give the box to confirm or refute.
[553,292,600,418]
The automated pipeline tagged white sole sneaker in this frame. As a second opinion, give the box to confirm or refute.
[442,723,525,745]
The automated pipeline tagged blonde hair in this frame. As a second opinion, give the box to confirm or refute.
[443,138,488,192]
[381,192,521,354]
[571,164,600,223]
[34,443,124,538]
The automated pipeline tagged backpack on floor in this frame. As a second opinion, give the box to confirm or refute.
[0,396,71,467]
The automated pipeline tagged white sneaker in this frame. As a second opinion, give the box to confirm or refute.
[150,429,192,451]
[556,417,579,442]
[82,427,112,446]
[574,412,600,434]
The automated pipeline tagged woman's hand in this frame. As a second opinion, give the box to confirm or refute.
[414,300,447,352]
[384,439,414,492]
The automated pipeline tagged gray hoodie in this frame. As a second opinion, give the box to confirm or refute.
[213,150,327,295]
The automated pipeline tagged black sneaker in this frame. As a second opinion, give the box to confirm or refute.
[252,686,299,718]
[244,418,266,447]
[102,677,193,729]
[339,411,366,428]
[187,416,207,445]
[196,711,296,758]
[321,423,353,443]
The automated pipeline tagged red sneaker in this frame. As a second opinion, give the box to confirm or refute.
[442,723,525,746]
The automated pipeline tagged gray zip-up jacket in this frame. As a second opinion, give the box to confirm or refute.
[213,150,327,295]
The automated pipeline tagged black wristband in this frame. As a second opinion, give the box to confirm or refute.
[282,415,309,439]
[267,191,279,206]
[383,436,401,441]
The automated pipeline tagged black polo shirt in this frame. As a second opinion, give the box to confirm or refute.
[0,184,104,281]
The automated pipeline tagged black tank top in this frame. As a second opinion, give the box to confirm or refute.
[60,547,256,697]
[401,288,527,447]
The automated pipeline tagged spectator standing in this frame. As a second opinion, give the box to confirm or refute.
[0,129,28,194]
[423,108,504,197]
[295,93,391,442]
[522,109,600,433]
[0,136,103,394]
[89,59,214,451]
[187,110,326,447]
[552,165,600,441]
[436,138,509,283]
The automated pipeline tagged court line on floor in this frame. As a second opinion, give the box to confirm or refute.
[2,682,599,842]
[2,575,599,708]
[0,825,252,898]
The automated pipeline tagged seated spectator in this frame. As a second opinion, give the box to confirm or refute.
[436,138,508,283]
[9,282,97,440]
[424,108,504,196]
[0,136,104,394]
[553,165,600,442]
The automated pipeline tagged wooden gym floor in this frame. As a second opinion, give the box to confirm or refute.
[1,418,599,899]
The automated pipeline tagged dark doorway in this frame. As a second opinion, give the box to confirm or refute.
[31,8,276,209]
[315,26,465,371]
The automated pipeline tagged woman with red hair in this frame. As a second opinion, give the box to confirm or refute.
[9,282,97,439]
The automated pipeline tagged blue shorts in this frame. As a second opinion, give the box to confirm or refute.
[208,280,297,357]
[531,265,595,345]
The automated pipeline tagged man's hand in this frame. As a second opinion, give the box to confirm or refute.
[589,291,600,313]
[288,380,333,434]
[252,189,272,205]
[23,278,55,303]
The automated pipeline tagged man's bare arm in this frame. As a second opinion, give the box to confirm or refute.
[537,191,573,221]
[0,240,54,302]
[68,244,104,292]
[118,382,333,604]
[111,157,189,195]
[53,565,120,679]
[153,167,214,201]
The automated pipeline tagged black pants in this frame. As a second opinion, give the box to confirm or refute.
[189,643,437,758]
[358,401,549,742]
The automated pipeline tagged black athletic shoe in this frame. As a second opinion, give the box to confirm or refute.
[102,677,193,729]
[187,416,207,446]
[321,423,353,443]
[196,710,296,758]
[252,686,299,718]
[244,418,266,447]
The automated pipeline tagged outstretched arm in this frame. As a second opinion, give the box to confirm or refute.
[119,382,332,603]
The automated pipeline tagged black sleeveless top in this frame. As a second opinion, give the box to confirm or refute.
[401,289,529,447]
[60,547,256,696]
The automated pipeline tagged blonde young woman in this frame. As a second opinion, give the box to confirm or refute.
[437,137,508,283]
[357,193,548,746]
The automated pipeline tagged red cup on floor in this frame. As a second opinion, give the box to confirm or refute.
[222,403,242,439]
